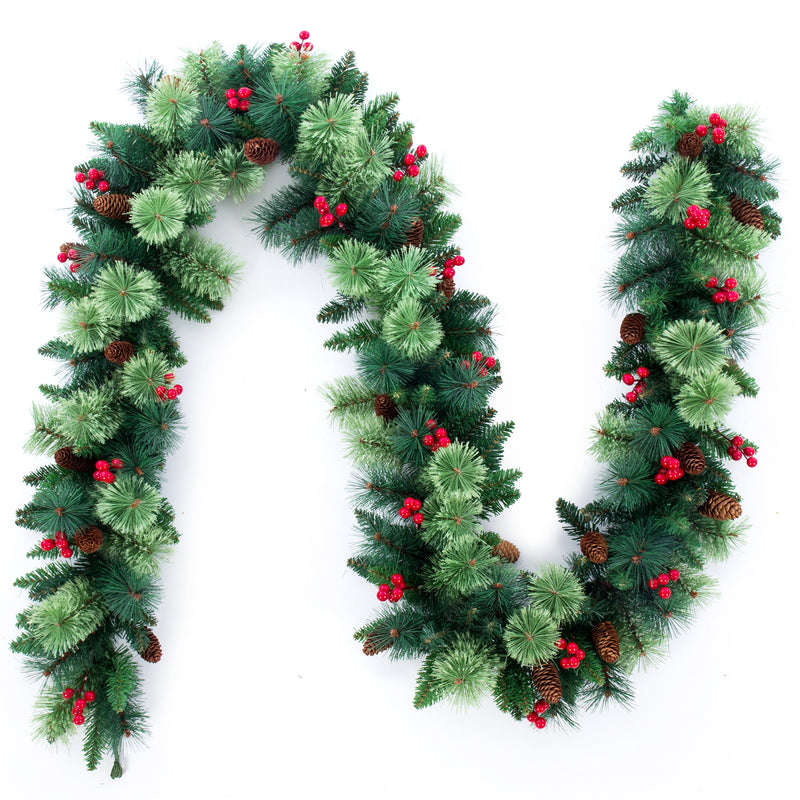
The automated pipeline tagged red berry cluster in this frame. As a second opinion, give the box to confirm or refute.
[93,457,125,484]
[654,456,683,485]
[464,350,496,378]
[225,86,252,112]
[63,687,96,726]
[555,638,585,670]
[526,699,549,729]
[696,112,727,144]
[727,434,757,468]
[41,530,73,559]
[392,144,427,182]
[622,366,649,402]
[398,497,424,525]
[439,253,464,280]
[56,247,83,273]
[706,276,739,304]
[683,204,710,230]
[648,569,680,599]
[155,372,183,401]
[421,418,450,452]
[313,195,347,228]
[75,167,110,194]
[377,573,406,603]
[290,30,314,52]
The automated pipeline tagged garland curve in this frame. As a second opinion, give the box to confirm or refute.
[12,33,781,777]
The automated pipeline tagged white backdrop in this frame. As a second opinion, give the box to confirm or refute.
[1,2,798,797]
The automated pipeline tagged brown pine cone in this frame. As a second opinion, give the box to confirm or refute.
[530,662,562,705]
[74,526,104,554]
[436,277,455,300]
[104,340,135,365]
[698,490,742,521]
[54,446,94,473]
[492,539,520,563]
[140,628,162,663]
[580,531,609,564]
[591,621,620,664]
[362,630,395,656]
[405,218,424,248]
[729,195,764,230]
[676,132,704,158]
[243,137,280,166]
[374,393,399,421]
[676,442,706,476]
[620,312,646,344]
[93,193,132,221]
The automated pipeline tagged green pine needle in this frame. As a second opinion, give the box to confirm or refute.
[92,261,162,322]
[94,475,162,535]
[526,564,585,624]
[129,187,188,245]
[145,76,199,144]
[53,386,123,448]
[382,298,443,360]
[214,145,265,201]
[654,319,729,377]
[376,247,438,306]
[431,634,499,710]
[60,297,120,354]
[503,606,560,666]
[676,371,741,429]
[644,157,712,224]
[156,151,226,214]
[424,441,488,499]
[327,239,385,299]
[119,350,175,408]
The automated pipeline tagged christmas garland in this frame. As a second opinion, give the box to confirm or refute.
[12,32,780,777]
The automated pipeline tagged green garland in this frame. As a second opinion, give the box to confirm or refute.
[12,33,780,777]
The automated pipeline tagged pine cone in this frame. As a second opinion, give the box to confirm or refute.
[492,539,520,563]
[140,627,162,663]
[374,393,399,421]
[676,131,704,158]
[54,446,94,473]
[243,137,280,166]
[620,312,646,344]
[698,490,742,521]
[436,277,455,300]
[580,531,609,564]
[405,218,424,248]
[362,630,394,656]
[729,195,764,230]
[93,193,131,221]
[676,442,706,476]
[74,526,104,554]
[530,662,562,705]
[104,340,135,365]
[591,621,620,664]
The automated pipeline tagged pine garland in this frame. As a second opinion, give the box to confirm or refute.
[13,33,780,780]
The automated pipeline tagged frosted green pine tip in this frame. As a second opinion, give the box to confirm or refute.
[92,261,162,323]
[527,564,586,624]
[145,75,199,144]
[60,296,120,354]
[156,151,226,214]
[432,634,500,710]
[129,187,188,245]
[424,441,488,499]
[654,318,728,378]
[503,605,560,667]
[644,157,712,224]
[676,371,740,429]
[382,297,443,360]
[119,349,175,408]
[327,239,385,299]
[94,475,162,535]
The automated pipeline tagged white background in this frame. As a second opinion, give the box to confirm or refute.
[1,1,798,797]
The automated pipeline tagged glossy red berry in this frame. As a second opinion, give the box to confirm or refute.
[657,573,669,586]
[73,714,85,725]
[435,428,447,439]
[225,88,237,99]
[534,717,547,729]
[654,472,668,485]
[724,277,737,289]
[84,691,96,702]
[726,290,739,303]
[731,435,744,447]
[747,457,758,468]
[320,213,335,228]
[712,291,727,304]
[166,388,178,400]
[404,497,416,509]
[626,391,638,403]
[73,699,87,712]
[566,641,578,655]
[174,384,183,395]
[67,249,79,260]
[576,649,585,660]
[441,266,455,279]
[636,366,649,378]
[743,446,755,457]
[534,700,549,714]
[57,252,68,263]
[412,513,424,525]
[63,688,75,699]
[526,711,538,722]
[659,586,672,599]
[705,277,718,288]
[569,656,580,669]
[696,124,708,137]
[238,99,250,112]
[237,86,252,99]
[668,569,680,581]
[335,203,348,217]
[437,436,451,448]
[60,548,73,558]
[472,351,483,362]
[41,539,56,551]
[560,657,571,669]
[416,144,427,158]
[403,153,415,166]
[55,531,66,543]
[87,168,100,181]
[407,164,420,177]
[95,460,109,471]
[377,589,390,601]
[622,373,635,386]
[391,574,405,588]
[389,587,404,602]
[422,434,434,446]
[75,172,86,183]
[684,217,697,230]
[648,578,660,589]
[712,126,725,144]
[314,196,328,211]
[728,447,743,460]
[227,97,240,110]
[393,169,404,182]
[398,507,412,519]
[453,256,465,266]
[555,638,567,650]
[111,458,125,469]
[85,179,97,191]
[709,113,722,126]
[485,357,496,368]
[299,30,310,40]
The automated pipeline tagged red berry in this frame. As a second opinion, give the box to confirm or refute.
[416,144,427,158]
[666,468,681,481]
[398,507,412,519]
[746,457,758,468]
[174,384,183,395]
[73,714,85,725]
[41,539,56,551]
[238,99,250,112]
[290,41,301,50]
[237,86,252,99]
[731,435,744,447]
[636,366,649,378]
[403,153,415,166]
[720,118,728,128]
[684,217,697,230]
[696,124,708,137]
[648,578,660,589]
[429,444,439,453]
[534,700,549,714]
[393,170,404,182]
[404,497,417,509]
[654,473,668,485]
[57,252,68,263]
[712,291,727,304]
[625,391,638,403]
[668,569,680,581]
[55,531,66,543]
[726,290,739,303]
[453,256,465,266]
[555,638,567,650]
[67,249,79,260]
[412,513,424,525]
[622,373,635,386]
[534,717,547,729]
[377,589,390,601]
[444,259,455,268]
[227,97,240,110]
[70,264,81,273]
[576,649,585,660]
[437,436,451,447]
[712,126,725,144]
[63,688,75,699]
[566,641,578,655]
[485,357,496,368]
[85,179,96,190]
[391,574,405,588]
[442,267,456,279]
[407,164,420,177]
[96,460,109,471]
[299,30,310,40]
[526,711,538,722]
[706,277,718,288]
[709,113,722,126]
[728,447,743,460]
[314,196,328,210]
[378,583,390,593]
[320,213,335,228]
[435,428,447,439]
[225,88,237,99]
[660,456,673,468]
[389,587,404,602]
[472,350,483,362]
[569,656,580,669]
[87,168,100,180]
[110,458,124,469]
[422,434,434,446]
[657,573,670,586]
[60,548,73,558]
[659,586,672,600]
[743,446,755,457]
[73,699,87,711]
[724,277,737,289]
[335,203,348,217]
[560,657,571,669]
[75,172,86,183]
[84,691,96,702]
[166,388,178,400]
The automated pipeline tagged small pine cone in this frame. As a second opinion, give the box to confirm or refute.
[492,539,520,563]
[580,531,609,564]
[676,131,704,158]
[620,312,646,345]
[74,526,104,554]
[362,630,394,656]
[104,340,135,365]
[591,621,620,664]
[93,193,132,221]
[405,218,424,248]
[374,393,399,421]
[698,490,742,521]
[729,195,764,230]
[676,442,706,476]
[436,277,456,300]
[243,137,280,166]
[530,662,562,705]
[54,446,94,473]
[140,628,162,663]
